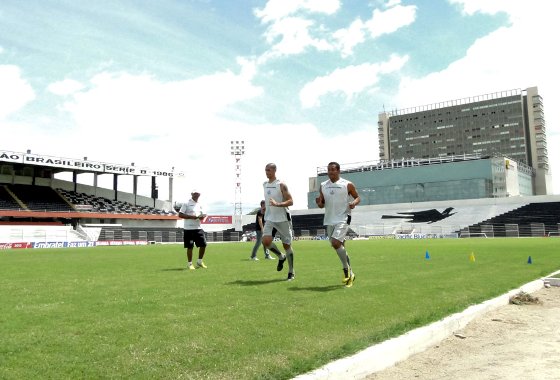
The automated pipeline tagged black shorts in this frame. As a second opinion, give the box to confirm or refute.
[183,229,207,249]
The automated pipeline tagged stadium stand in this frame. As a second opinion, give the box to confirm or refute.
[465,202,560,237]
[0,185,21,210]
[0,184,175,216]
[289,214,325,237]
[9,184,74,212]
[57,188,176,216]
[96,226,182,242]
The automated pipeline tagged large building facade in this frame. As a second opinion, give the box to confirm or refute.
[378,87,551,195]
[308,87,552,209]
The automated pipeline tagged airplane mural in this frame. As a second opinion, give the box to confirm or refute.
[381,207,456,224]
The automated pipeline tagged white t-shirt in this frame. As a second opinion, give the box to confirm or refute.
[180,198,205,230]
[321,178,352,225]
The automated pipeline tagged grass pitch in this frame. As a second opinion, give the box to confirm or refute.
[1,238,559,379]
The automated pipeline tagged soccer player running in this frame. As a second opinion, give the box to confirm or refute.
[262,163,296,281]
[315,162,361,287]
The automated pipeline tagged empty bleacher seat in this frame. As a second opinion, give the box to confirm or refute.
[9,185,74,212]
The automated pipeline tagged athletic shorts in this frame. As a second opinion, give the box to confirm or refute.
[183,229,207,249]
[263,220,293,245]
[327,222,349,243]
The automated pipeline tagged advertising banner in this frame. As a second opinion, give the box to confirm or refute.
[202,216,233,224]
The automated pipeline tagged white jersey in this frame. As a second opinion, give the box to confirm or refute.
[263,179,289,222]
[321,178,352,225]
[180,198,205,230]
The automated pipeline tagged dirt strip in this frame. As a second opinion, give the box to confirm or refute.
[367,286,560,380]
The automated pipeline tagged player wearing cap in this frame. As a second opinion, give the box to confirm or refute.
[178,189,208,270]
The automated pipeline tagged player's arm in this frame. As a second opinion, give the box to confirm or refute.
[179,211,199,219]
[179,211,194,219]
[271,182,293,207]
[315,189,325,208]
[178,205,190,219]
[348,182,361,209]
[179,206,204,219]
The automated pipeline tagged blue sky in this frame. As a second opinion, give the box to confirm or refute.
[1,0,558,213]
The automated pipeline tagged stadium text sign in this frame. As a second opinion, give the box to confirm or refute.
[0,241,149,249]
[0,150,178,177]
[95,240,149,246]
[32,241,97,249]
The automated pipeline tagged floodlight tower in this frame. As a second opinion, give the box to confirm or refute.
[230,140,245,231]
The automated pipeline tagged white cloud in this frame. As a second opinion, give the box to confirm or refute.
[236,56,258,80]
[258,16,333,62]
[395,1,559,107]
[448,0,516,17]
[60,68,263,142]
[258,0,416,61]
[332,19,366,58]
[386,0,402,7]
[0,65,35,119]
[300,54,409,108]
[47,79,85,96]
[254,0,340,23]
[255,0,340,62]
[364,4,417,39]
[332,3,416,58]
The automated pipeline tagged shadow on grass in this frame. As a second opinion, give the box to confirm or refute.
[243,258,277,262]
[161,268,188,271]
[227,279,286,286]
[288,285,342,292]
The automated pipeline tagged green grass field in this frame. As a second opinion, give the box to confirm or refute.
[1,238,559,379]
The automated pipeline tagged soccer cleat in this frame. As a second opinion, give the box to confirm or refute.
[287,272,295,281]
[250,257,259,261]
[188,264,196,270]
[265,256,276,260]
[342,268,350,283]
[344,273,356,288]
[196,262,207,269]
[277,256,286,271]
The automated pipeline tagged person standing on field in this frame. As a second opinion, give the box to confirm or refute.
[249,200,275,260]
[315,162,361,287]
[178,189,208,270]
[262,163,296,281]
